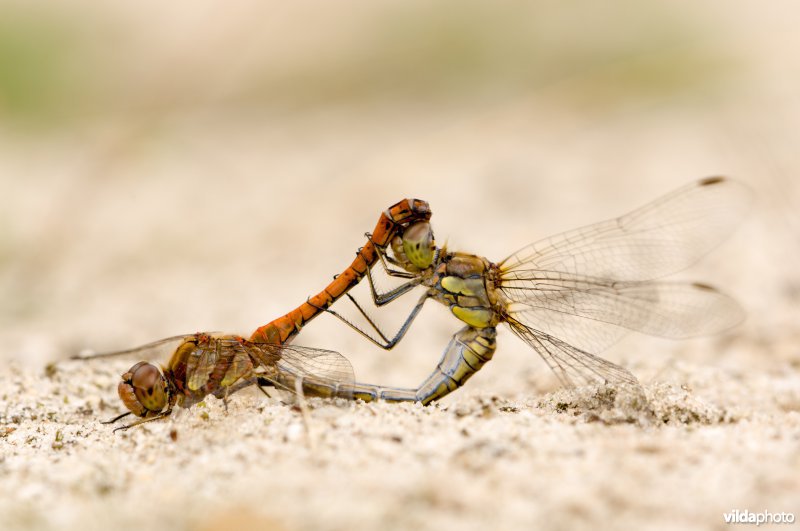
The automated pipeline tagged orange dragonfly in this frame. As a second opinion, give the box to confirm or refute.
[83,333,354,431]
[321,178,751,403]
[76,198,432,430]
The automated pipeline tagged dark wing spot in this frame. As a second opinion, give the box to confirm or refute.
[699,176,725,186]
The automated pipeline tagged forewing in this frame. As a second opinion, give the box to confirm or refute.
[72,334,192,361]
[507,316,643,394]
[186,339,219,392]
[220,342,254,388]
[499,177,751,281]
[502,273,744,352]
[248,343,355,399]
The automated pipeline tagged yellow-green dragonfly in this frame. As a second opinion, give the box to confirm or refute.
[322,177,751,403]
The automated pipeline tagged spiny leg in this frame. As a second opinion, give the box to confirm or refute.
[364,232,416,278]
[110,410,173,433]
[254,378,276,399]
[364,239,423,305]
[212,378,259,413]
[351,234,423,303]
[102,411,132,425]
[328,255,420,309]
[363,255,422,306]
[310,291,430,350]
[318,240,422,341]
[309,234,431,348]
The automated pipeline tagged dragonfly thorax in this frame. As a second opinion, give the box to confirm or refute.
[431,253,501,329]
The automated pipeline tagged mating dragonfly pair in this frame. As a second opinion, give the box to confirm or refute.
[77,177,750,430]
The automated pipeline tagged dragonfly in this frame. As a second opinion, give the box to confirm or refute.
[75,198,432,430]
[321,177,752,404]
[83,333,354,431]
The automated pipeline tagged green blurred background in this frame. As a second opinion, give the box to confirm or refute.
[0,1,730,125]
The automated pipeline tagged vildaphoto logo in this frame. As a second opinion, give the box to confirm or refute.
[723,510,795,526]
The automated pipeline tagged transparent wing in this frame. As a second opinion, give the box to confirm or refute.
[77,333,354,400]
[245,342,355,399]
[496,178,749,353]
[501,273,744,352]
[221,344,257,388]
[71,334,193,361]
[506,316,644,394]
[187,338,219,391]
[499,177,751,281]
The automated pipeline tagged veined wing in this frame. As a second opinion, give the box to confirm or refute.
[71,334,193,361]
[186,336,220,391]
[185,335,256,392]
[506,315,644,395]
[499,177,751,281]
[246,342,355,399]
[501,273,744,352]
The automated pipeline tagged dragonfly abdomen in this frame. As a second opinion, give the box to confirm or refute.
[251,198,432,344]
[344,326,497,405]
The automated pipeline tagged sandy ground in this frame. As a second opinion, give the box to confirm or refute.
[2,2,800,530]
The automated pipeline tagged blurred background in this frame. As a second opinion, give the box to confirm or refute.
[2,2,800,531]
[1,0,798,394]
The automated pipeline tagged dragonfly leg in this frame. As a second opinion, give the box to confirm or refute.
[215,381,244,413]
[110,410,173,432]
[346,326,497,404]
[315,245,428,347]
[102,411,132,425]
[347,235,422,309]
[365,234,417,279]
[363,255,422,306]
[255,376,276,396]
[209,377,273,410]
[222,389,230,414]
[309,291,429,350]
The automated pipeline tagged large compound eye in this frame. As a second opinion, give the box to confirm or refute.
[120,362,168,416]
[402,221,435,269]
[118,381,146,417]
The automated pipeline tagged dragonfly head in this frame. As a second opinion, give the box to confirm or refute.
[395,220,436,271]
[118,361,170,417]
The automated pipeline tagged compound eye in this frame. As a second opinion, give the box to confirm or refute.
[118,381,147,417]
[402,221,435,269]
[128,363,168,414]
